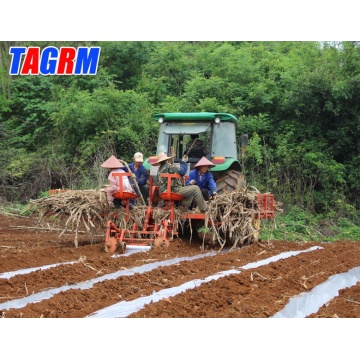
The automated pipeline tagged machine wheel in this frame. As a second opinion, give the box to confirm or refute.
[116,241,127,254]
[216,170,246,194]
[104,236,117,254]
[153,237,170,247]
[153,237,163,247]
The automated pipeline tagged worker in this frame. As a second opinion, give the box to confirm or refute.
[184,134,208,158]
[126,152,149,204]
[185,157,217,205]
[152,152,208,213]
[101,155,134,208]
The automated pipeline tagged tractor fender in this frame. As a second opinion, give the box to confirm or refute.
[211,158,241,172]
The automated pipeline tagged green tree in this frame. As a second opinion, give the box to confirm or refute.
[99,41,154,90]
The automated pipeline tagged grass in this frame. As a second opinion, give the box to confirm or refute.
[260,206,360,242]
[0,201,37,217]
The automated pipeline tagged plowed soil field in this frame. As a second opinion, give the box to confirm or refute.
[1,213,360,319]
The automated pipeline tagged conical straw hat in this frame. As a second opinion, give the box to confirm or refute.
[101,155,124,168]
[193,156,215,169]
[152,152,175,166]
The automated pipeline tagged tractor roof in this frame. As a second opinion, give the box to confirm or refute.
[153,112,239,127]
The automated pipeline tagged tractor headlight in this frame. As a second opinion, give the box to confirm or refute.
[215,117,220,124]
[158,117,164,124]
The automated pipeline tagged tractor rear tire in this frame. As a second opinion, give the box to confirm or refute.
[216,170,246,194]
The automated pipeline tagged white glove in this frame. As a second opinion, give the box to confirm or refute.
[182,155,188,162]
[209,191,217,200]
[190,179,196,185]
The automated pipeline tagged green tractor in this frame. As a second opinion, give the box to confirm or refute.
[143,112,247,193]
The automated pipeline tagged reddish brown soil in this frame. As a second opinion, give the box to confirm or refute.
[1,213,360,318]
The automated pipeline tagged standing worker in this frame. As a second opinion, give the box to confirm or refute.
[101,155,134,208]
[185,157,217,207]
[126,152,149,204]
[152,152,208,213]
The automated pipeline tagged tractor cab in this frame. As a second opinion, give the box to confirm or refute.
[158,121,210,165]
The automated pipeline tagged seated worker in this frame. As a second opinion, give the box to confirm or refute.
[152,152,208,213]
[184,134,208,158]
[186,157,217,206]
[126,152,149,204]
[101,155,135,208]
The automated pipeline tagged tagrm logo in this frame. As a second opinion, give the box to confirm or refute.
[9,46,101,75]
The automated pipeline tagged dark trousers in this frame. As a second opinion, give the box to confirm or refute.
[131,184,150,205]
[201,188,210,201]
[183,186,208,211]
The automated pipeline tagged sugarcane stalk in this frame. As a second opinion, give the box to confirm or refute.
[120,159,146,205]
[184,138,199,157]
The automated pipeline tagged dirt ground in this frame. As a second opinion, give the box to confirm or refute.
[1,213,360,319]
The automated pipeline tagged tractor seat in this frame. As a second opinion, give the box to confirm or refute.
[113,191,138,200]
[111,172,138,200]
[159,173,185,202]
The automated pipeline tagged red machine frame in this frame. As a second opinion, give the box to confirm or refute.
[104,173,275,254]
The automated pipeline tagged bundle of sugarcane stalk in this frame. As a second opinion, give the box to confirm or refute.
[27,190,111,247]
[199,187,282,250]
[206,189,259,250]
[27,190,175,247]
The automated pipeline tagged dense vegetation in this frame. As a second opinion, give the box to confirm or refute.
[1,41,359,240]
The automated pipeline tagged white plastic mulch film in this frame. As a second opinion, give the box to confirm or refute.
[2,245,360,318]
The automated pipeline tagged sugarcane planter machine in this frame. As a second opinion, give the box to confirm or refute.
[105,112,276,254]
[104,172,275,254]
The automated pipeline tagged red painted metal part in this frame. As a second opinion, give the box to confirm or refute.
[104,173,185,253]
[159,173,184,225]
[112,172,138,222]
[255,193,275,219]
[49,189,67,195]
